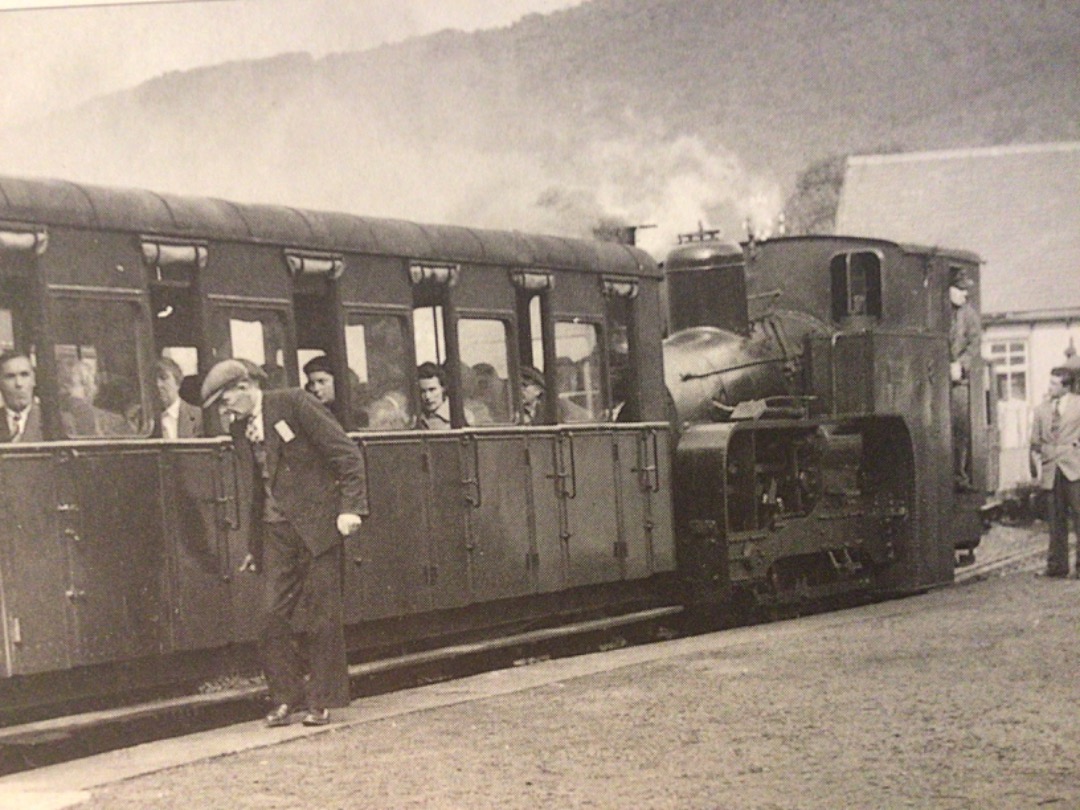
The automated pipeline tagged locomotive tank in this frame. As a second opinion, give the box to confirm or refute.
[663,326,790,425]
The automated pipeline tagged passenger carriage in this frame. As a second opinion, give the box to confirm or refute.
[0,176,677,719]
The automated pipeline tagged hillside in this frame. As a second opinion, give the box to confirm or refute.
[1,0,1076,257]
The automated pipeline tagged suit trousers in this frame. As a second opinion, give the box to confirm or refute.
[260,521,350,709]
[1047,468,1080,576]
[951,381,971,485]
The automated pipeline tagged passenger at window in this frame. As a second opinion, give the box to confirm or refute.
[416,361,453,430]
[519,365,546,425]
[364,388,411,430]
[949,267,981,489]
[470,362,508,423]
[519,364,591,424]
[94,377,140,436]
[303,355,368,430]
[58,357,100,437]
[153,357,203,439]
[0,351,42,443]
[261,362,288,390]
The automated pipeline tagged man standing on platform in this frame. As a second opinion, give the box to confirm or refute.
[1029,366,1080,578]
[201,359,367,726]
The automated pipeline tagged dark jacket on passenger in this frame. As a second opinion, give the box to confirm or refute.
[231,388,367,565]
[0,400,43,443]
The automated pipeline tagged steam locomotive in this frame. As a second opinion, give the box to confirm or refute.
[0,175,990,724]
[663,230,990,614]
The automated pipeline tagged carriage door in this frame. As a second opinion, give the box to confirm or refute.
[410,263,470,611]
[143,239,238,651]
[546,269,623,588]
[604,276,665,579]
[0,227,67,675]
[289,251,350,424]
[208,299,292,640]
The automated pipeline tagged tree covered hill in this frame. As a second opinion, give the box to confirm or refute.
[2,0,1075,256]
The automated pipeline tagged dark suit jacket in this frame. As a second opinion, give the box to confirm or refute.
[155,400,204,438]
[232,388,367,562]
[0,401,43,443]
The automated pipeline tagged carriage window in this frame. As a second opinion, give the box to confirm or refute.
[52,298,148,438]
[345,312,413,431]
[605,293,638,421]
[458,317,513,425]
[0,309,13,350]
[216,308,289,388]
[528,296,544,372]
[412,305,446,367]
[830,251,882,321]
[554,320,607,422]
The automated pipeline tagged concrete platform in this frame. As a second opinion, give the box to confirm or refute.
[0,522,1064,809]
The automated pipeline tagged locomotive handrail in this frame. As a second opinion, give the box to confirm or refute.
[679,354,789,382]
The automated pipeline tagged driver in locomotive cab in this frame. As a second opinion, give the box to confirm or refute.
[949,266,981,489]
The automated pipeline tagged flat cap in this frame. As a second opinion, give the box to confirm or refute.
[950,267,974,290]
[303,354,334,376]
[521,365,545,389]
[200,359,252,408]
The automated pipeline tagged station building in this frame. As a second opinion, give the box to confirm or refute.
[835,141,1080,492]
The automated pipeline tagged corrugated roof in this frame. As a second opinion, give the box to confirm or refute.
[835,142,1080,315]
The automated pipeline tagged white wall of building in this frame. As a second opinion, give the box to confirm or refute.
[985,319,1080,491]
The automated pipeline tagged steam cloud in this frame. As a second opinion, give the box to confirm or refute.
[0,67,780,262]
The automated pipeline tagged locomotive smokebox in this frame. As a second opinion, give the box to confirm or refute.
[665,235,748,335]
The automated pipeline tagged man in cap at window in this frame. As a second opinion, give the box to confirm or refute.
[519,364,547,425]
[949,266,981,489]
[201,358,367,727]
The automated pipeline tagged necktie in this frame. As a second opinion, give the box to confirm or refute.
[245,414,263,444]
[10,411,22,440]
[246,416,268,479]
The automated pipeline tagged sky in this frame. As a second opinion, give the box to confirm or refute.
[0,0,779,255]
[0,0,583,125]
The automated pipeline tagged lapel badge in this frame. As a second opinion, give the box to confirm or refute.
[274,419,296,443]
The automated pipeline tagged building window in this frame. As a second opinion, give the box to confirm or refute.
[988,340,1027,401]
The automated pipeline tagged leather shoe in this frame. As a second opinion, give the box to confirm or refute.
[302,708,331,726]
[1036,571,1068,579]
[265,704,292,727]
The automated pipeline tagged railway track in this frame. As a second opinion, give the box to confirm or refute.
[0,606,681,778]
[954,527,1048,584]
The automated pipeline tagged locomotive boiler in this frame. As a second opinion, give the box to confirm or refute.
[662,231,991,612]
